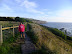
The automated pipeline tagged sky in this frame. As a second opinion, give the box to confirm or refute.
[0,0,72,22]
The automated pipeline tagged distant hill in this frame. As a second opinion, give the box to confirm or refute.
[26,18,47,24]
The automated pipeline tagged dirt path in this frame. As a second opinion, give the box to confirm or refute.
[21,24,36,54]
[21,34,36,54]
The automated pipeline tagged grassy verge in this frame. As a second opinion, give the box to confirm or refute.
[40,25,72,46]
[25,23,28,31]
[0,29,21,54]
[26,23,72,54]
[26,24,38,44]
[0,22,28,54]
[26,24,56,54]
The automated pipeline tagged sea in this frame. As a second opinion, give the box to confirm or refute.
[42,22,72,37]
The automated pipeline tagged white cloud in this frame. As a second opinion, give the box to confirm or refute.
[48,16,72,22]
[57,9,72,18]
[20,0,37,8]
[20,0,44,14]
[34,9,72,22]
[26,8,44,14]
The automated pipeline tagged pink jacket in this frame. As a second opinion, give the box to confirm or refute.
[18,24,25,32]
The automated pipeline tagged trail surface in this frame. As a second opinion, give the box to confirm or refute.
[21,24,36,54]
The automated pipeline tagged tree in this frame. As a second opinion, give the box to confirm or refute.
[15,17,20,22]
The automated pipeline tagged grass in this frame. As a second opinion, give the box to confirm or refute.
[30,44,55,54]
[0,21,28,54]
[0,21,19,27]
[0,32,21,54]
[26,24,38,44]
[41,25,72,46]
[0,21,22,54]
[27,23,72,54]
[25,23,28,31]
[26,23,56,54]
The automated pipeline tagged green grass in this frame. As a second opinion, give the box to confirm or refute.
[26,24,38,44]
[0,21,28,54]
[25,23,28,31]
[0,28,21,54]
[41,25,72,41]
[27,23,72,54]
[40,25,72,47]
[30,44,55,54]
[0,21,19,27]
[26,24,56,54]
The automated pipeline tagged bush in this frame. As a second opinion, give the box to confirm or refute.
[41,25,72,41]
[67,36,72,40]
[47,28,66,39]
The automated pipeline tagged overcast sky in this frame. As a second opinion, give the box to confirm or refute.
[0,0,72,22]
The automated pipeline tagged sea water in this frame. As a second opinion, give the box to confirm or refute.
[42,22,72,37]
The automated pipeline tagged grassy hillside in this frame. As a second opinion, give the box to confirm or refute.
[0,21,28,54]
[27,23,72,54]
[0,17,72,54]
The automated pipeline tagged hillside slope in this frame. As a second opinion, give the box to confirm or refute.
[27,23,72,54]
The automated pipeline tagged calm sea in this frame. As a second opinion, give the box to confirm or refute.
[42,22,72,36]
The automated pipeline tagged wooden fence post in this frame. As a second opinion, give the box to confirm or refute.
[13,25,14,37]
[0,25,3,45]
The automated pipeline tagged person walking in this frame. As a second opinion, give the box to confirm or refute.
[18,22,25,39]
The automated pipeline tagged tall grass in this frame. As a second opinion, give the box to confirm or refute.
[26,23,56,54]
[41,25,72,41]
[0,21,21,54]
[26,24,38,44]
[27,23,72,54]
[0,32,21,54]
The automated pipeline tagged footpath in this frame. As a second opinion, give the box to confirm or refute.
[21,25,36,54]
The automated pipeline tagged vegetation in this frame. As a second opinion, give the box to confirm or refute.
[26,23,72,54]
[46,27,72,40]
[26,24,56,54]
[0,16,33,23]
[0,29,21,54]
[0,21,28,54]
[0,17,15,21]
[15,17,33,23]
[26,24,38,44]
[40,25,72,46]
[46,27,67,40]
[1,16,72,54]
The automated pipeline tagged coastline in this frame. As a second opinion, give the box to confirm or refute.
[40,24,72,37]
[41,22,72,37]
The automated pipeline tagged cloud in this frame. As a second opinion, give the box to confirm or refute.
[41,9,72,22]
[2,4,14,12]
[15,0,21,3]
[20,0,44,14]
[20,0,37,8]
[57,9,72,18]
[26,8,44,14]
[34,9,72,22]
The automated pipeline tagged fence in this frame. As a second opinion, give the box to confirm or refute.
[0,25,19,45]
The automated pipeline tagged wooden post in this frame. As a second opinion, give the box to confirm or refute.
[0,25,3,45]
[13,25,14,37]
